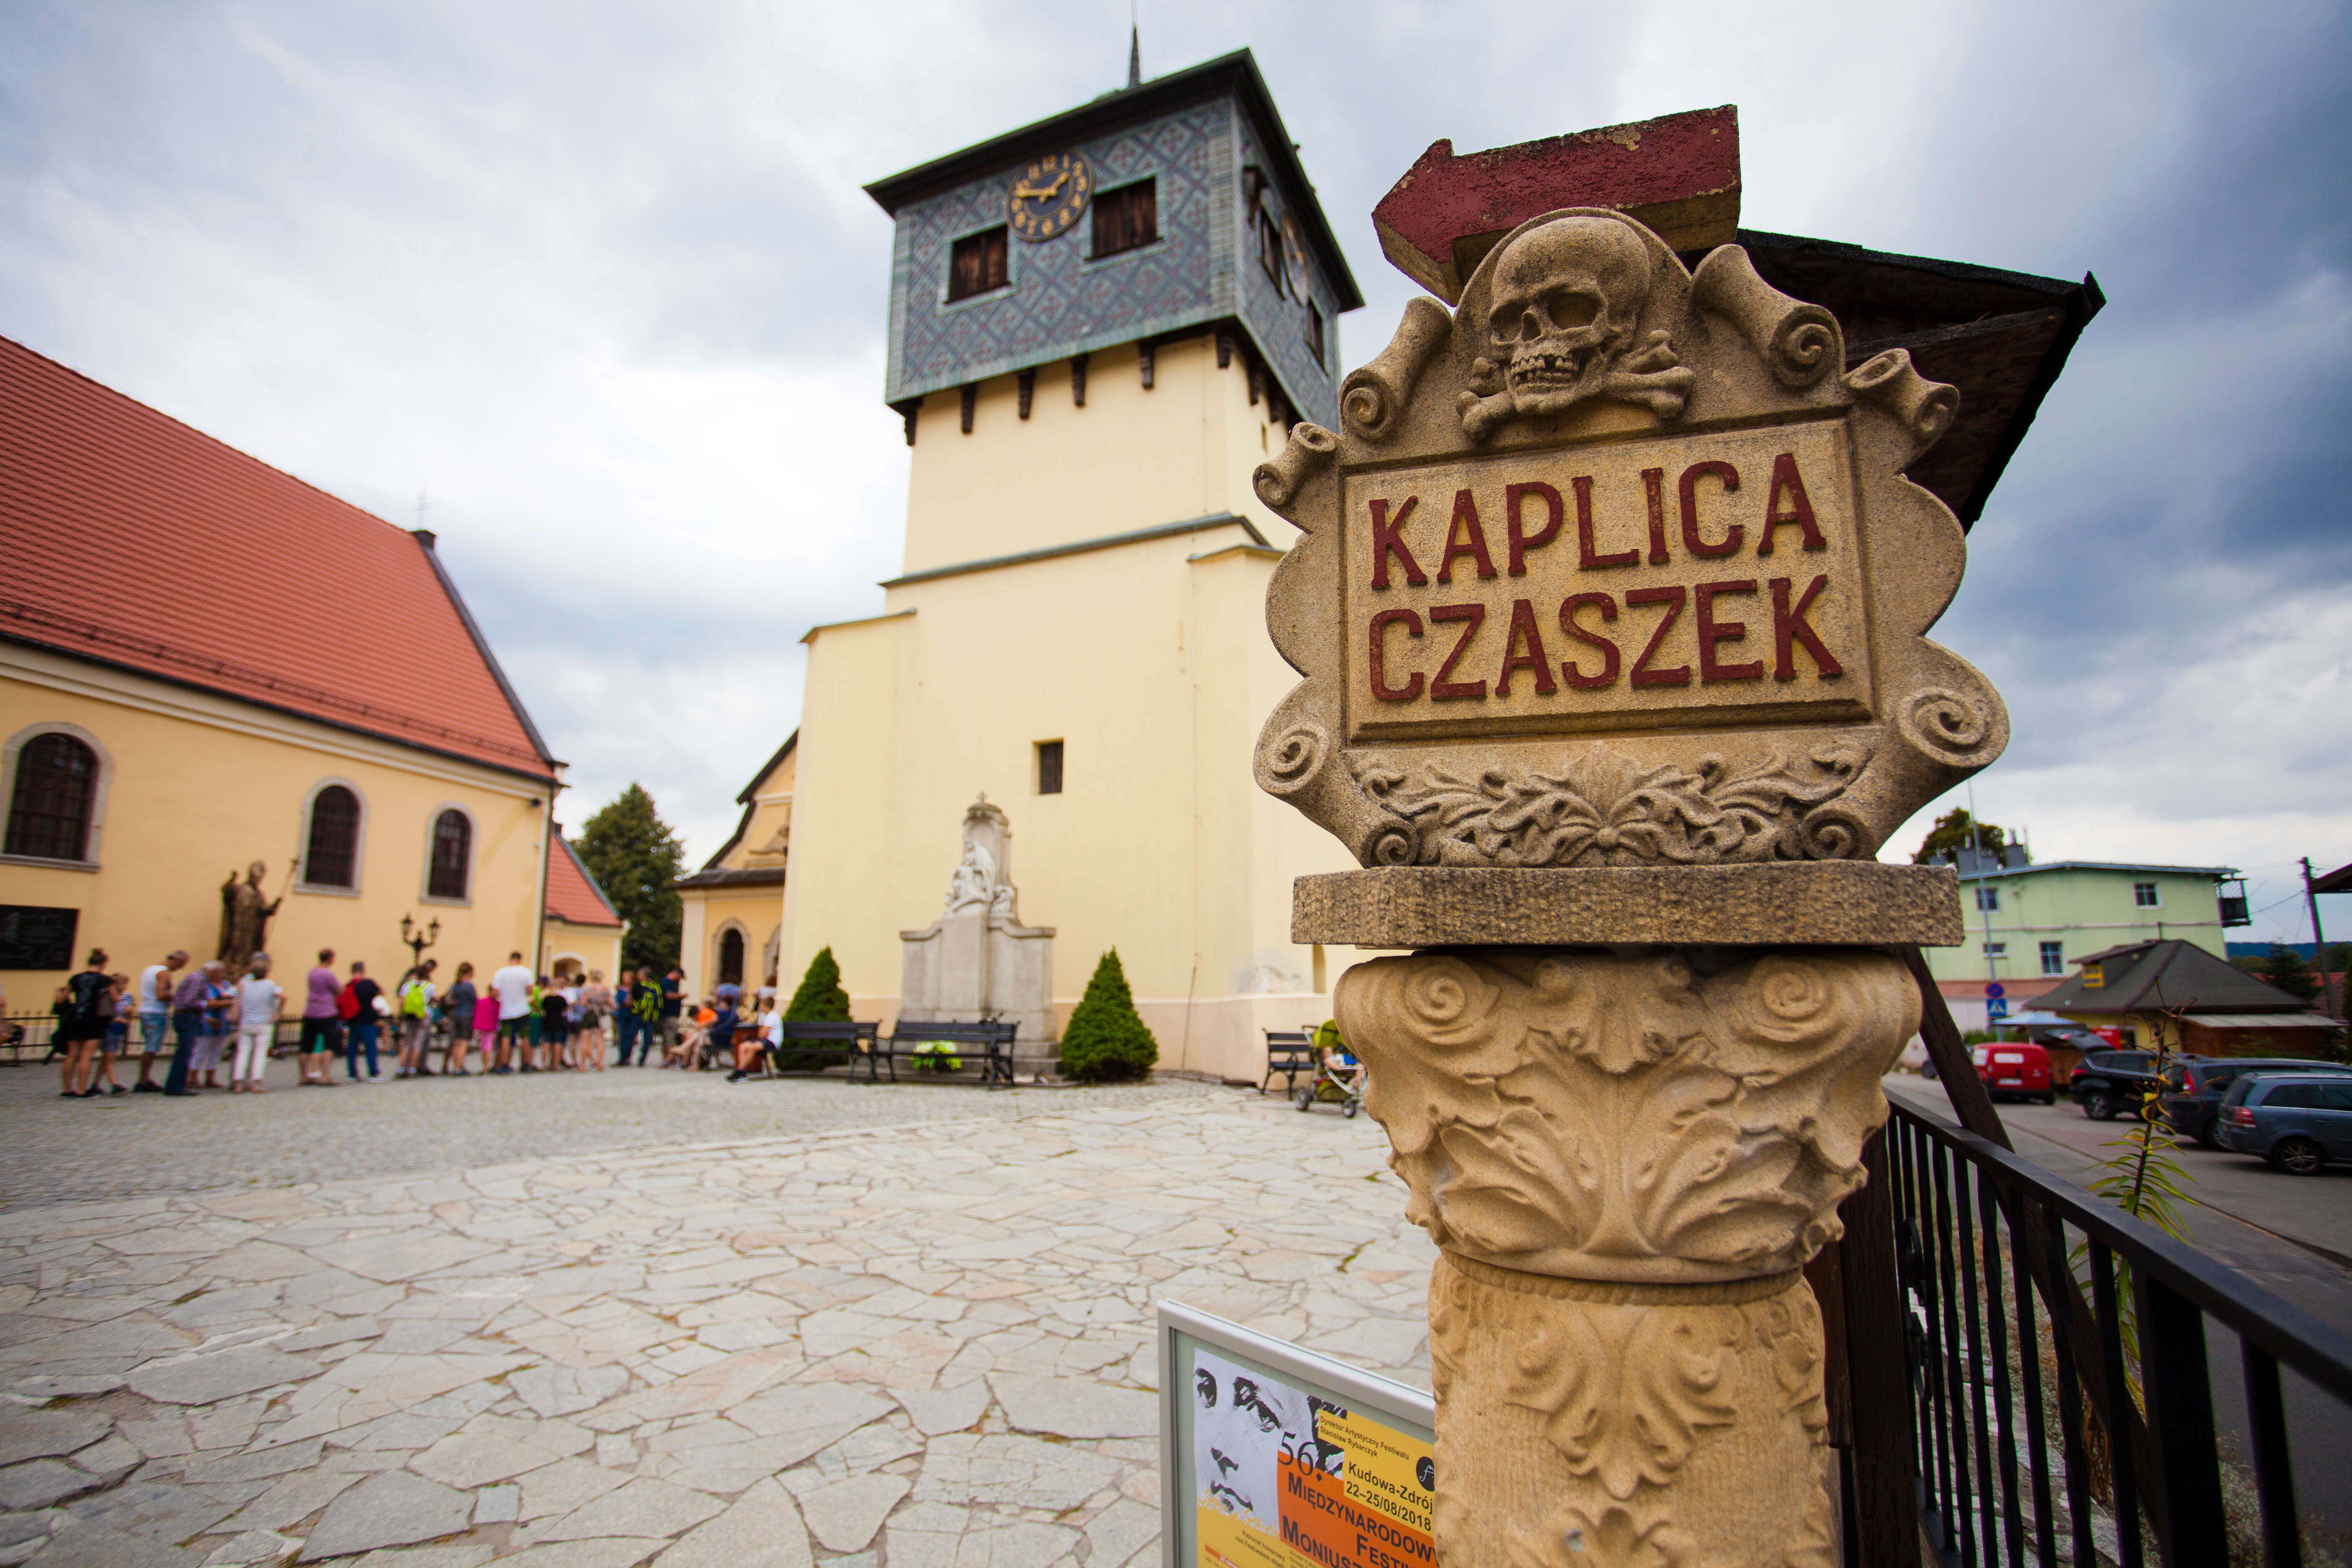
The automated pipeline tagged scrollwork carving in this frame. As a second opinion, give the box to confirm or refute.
[1346,740,1877,869]
[1896,686,2001,768]
[1846,347,1961,448]
[1689,245,1845,390]
[1342,295,1452,442]
[1254,722,1328,797]
[1251,421,1338,511]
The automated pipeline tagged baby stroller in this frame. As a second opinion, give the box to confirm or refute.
[1294,1019,1365,1119]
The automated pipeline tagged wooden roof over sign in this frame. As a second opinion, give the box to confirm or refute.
[1371,112,2102,530]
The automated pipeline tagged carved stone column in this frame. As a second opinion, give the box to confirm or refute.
[1336,945,1920,1568]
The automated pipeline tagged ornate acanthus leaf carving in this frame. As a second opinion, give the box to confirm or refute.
[1349,739,1875,869]
[1342,949,1916,1281]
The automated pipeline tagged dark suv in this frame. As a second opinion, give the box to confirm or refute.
[2216,1074,2352,1174]
[2161,1058,2352,1148]
[2070,1050,2164,1121]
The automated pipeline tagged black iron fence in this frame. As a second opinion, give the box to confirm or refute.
[0,1012,307,1064]
[1884,1099,2352,1566]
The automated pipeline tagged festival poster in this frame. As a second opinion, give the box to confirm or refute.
[1190,1349,1435,1568]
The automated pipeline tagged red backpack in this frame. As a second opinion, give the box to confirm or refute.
[336,982,361,1022]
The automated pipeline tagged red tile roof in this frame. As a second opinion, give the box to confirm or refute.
[0,335,555,777]
[546,833,622,927]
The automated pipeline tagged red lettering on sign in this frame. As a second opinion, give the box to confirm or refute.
[1495,598,1558,696]
[1558,593,1620,689]
[1504,482,1564,576]
[1369,497,1425,589]
[1679,461,1742,557]
[1436,490,1498,583]
[1694,580,1764,683]
[1642,467,1670,564]
[1626,586,1692,687]
[1771,574,1844,680]
[1369,609,1425,701]
[1573,475,1639,569]
[1428,604,1488,700]
[1756,453,1826,556]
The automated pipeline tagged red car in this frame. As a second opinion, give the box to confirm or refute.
[1972,1042,2055,1104]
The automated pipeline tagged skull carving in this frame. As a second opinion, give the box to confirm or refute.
[1459,215,1696,440]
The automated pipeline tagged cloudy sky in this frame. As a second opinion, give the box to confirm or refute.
[4,0,2346,943]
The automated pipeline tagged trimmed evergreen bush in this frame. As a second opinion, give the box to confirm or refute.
[1059,948,1158,1082]
[775,946,853,1070]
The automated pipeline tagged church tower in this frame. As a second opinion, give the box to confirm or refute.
[773,50,1365,1076]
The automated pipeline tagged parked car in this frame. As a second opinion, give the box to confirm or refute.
[2069,1050,2165,1121]
[2215,1073,2352,1174]
[2161,1058,2352,1149]
[1971,1042,2054,1104]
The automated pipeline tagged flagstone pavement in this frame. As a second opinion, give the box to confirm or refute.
[0,1077,1436,1566]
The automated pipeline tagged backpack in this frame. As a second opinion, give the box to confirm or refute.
[400,982,429,1019]
[336,983,360,1022]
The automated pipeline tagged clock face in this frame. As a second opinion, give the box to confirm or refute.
[1007,152,1092,242]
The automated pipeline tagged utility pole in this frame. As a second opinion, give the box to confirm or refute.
[1968,782,1998,983]
[2305,857,2337,1019]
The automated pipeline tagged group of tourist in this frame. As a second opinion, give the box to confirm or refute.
[34,945,777,1097]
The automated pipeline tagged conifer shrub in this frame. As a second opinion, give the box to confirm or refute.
[1059,948,1158,1082]
[774,946,854,1070]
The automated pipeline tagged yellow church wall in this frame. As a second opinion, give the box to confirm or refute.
[899,335,1297,576]
[2,645,552,1007]
[542,917,624,984]
[777,523,1361,1083]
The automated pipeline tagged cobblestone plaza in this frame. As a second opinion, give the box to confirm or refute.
[0,1065,1433,1565]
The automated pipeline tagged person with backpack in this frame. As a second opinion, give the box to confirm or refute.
[53,949,113,1099]
[394,960,438,1078]
[228,953,282,1093]
[342,960,383,1082]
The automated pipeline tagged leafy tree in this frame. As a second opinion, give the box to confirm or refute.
[1060,948,1158,1082]
[2254,944,2321,1003]
[784,947,851,1021]
[573,784,686,973]
[1912,808,2010,866]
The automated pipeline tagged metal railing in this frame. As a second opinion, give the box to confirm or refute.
[0,1013,308,1064]
[1884,1100,2352,1566]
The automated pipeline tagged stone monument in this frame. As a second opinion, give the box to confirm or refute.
[898,796,1057,1054]
[1251,204,1985,1563]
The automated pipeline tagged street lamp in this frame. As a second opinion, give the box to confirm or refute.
[400,914,440,969]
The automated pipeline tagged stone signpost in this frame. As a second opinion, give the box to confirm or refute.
[1251,204,1986,1564]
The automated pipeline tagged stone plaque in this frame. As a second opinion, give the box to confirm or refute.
[1253,208,2004,869]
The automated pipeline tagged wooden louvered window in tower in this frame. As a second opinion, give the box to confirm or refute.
[947,227,1009,301]
[304,785,361,888]
[428,810,471,899]
[4,733,98,861]
[1091,180,1158,258]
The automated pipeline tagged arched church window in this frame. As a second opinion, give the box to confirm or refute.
[305,786,361,888]
[718,928,745,987]
[428,810,471,899]
[5,733,97,861]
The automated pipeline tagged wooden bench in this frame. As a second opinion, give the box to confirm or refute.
[872,1019,1019,1088]
[765,1019,879,1076]
[1262,1029,1315,1096]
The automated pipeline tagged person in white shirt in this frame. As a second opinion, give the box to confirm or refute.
[489,953,533,1075]
[726,1003,783,1083]
[230,954,282,1093]
[132,950,188,1092]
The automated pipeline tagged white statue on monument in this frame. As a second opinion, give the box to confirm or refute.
[901,794,1055,1049]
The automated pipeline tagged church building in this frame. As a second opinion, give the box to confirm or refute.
[0,335,578,1001]
[698,51,1367,1077]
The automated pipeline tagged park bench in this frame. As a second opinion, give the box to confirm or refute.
[871,1019,1019,1087]
[763,1019,879,1076]
[1261,1029,1315,1096]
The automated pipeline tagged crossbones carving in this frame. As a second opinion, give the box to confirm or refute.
[1457,216,1696,441]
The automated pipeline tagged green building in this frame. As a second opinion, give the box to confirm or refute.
[1922,856,2240,1001]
